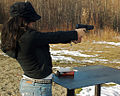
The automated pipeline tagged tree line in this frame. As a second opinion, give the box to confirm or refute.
[0,0,120,32]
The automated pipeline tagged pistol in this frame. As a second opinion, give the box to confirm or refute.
[76,24,94,31]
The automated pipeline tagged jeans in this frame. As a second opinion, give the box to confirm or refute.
[19,79,52,96]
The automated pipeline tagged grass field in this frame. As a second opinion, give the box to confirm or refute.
[51,28,120,69]
[0,26,120,95]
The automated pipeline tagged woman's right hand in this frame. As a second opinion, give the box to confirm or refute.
[73,28,86,44]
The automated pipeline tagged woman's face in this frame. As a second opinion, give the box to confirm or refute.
[28,22,34,28]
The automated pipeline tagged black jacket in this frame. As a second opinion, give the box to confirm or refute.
[4,29,78,79]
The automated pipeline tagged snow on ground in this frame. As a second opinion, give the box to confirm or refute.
[0,41,120,95]
[50,41,120,64]
[50,42,120,96]
[90,58,109,62]
[50,49,100,63]
[81,59,95,63]
[50,49,110,63]
[50,49,98,57]
[51,55,77,63]
[81,58,109,64]
[93,41,120,46]
[110,60,120,64]
[76,83,120,96]
[0,52,8,57]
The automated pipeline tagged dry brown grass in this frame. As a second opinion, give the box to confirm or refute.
[83,27,120,42]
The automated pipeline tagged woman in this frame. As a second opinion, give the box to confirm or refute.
[1,2,85,96]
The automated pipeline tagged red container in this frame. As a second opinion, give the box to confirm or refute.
[56,71,74,77]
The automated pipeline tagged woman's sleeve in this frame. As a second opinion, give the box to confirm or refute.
[32,30,78,44]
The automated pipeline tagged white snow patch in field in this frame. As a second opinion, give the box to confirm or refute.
[50,49,110,63]
[82,60,95,63]
[81,58,109,63]
[51,55,76,62]
[50,49,97,57]
[77,83,120,96]
[117,66,120,69]
[110,60,120,64]
[94,41,120,46]
[96,51,104,53]
[0,52,8,57]
[90,58,109,62]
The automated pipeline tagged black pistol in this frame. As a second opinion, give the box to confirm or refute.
[76,24,94,32]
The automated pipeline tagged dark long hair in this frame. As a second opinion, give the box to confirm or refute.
[1,16,28,51]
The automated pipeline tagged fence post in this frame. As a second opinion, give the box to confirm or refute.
[95,84,101,96]
[67,89,75,96]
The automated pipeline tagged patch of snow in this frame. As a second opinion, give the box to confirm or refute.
[50,45,57,47]
[94,41,120,46]
[50,49,97,57]
[111,62,120,64]
[96,51,104,53]
[0,52,8,57]
[115,62,120,64]
[105,46,115,48]
[91,58,109,62]
[81,58,109,64]
[82,60,95,63]
[76,86,95,96]
[109,59,120,64]
[78,50,84,52]
[117,66,120,69]
[77,83,120,96]
[51,55,76,62]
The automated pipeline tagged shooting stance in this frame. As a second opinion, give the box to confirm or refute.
[1,2,86,96]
